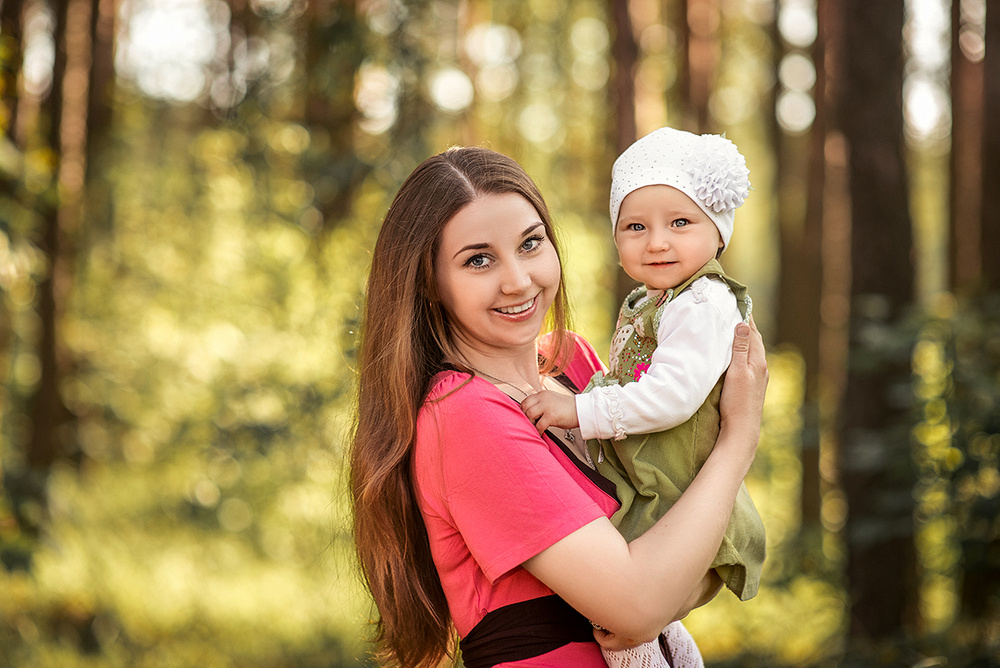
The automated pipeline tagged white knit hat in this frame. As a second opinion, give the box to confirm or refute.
[609,127,751,250]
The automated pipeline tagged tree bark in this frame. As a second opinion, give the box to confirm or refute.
[835,0,918,643]
[981,0,1000,291]
[27,0,79,470]
[610,0,638,306]
[86,0,114,170]
[671,0,691,128]
[684,0,719,133]
[303,0,370,230]
[949,0,984,293]
[772,0,826,530]
[0,0,24,149]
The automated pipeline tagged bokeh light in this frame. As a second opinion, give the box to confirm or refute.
[354,62,400,135]
[116,0,222,102]
[777,0,817,48]
[776,89,815,134]
[428,67,475,112]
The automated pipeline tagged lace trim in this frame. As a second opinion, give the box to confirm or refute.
[602,621,704,668]
[602,386,627,441]
[602,638,669,668]
[742,292,753,324]
[688,277,709,303]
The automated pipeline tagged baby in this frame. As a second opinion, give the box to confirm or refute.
[522,127,766,666]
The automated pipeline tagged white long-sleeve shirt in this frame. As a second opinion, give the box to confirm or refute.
[576,276,743,441]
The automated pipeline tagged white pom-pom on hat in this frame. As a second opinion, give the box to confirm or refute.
[610,127,751,250]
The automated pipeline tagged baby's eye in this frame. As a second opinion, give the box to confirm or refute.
[627,222,645,232]
[673,218,690,228]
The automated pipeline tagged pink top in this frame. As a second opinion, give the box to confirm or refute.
[413,333,619,667]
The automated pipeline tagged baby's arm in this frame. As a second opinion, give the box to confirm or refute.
[521,390,579,435]
[577,279,742,441]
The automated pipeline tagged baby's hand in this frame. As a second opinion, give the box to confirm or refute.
[520,390,579,435]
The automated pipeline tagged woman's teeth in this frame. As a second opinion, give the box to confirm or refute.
[497,298,534,315]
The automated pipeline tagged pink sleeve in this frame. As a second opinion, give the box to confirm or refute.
[422,376,606,583]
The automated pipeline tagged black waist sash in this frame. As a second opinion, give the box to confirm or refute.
[460,595,593,668]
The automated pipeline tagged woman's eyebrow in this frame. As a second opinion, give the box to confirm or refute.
[453,242,489,259]
[452,222,544,259]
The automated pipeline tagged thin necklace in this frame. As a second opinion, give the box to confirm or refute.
[464,364,576,443]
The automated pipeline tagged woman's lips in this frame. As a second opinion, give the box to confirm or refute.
[494,296,536,315]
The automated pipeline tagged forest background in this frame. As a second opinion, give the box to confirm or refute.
[0,0,998,666]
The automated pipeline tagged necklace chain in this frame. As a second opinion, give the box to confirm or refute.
[463,363,576,443]
[465,365,534,398]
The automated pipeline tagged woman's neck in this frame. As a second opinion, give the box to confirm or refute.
[449,341,543,390]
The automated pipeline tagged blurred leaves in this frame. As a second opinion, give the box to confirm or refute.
[1,0,999,666]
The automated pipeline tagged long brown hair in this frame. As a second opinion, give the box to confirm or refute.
[349,147,571,667]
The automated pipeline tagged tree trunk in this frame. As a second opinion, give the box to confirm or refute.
[79,0,115,243]
[27,0,81,471]
[949,0,984,294]
[303,0,370,230]
[981,0,1000,291]
[0,0,24,512]
[0,0,24,151]
[772,0,826,531]
[86,0,114,170]
[610,0,638,306]
[684,0,719,133]
[671,0,691,128]
[835,0,918,644]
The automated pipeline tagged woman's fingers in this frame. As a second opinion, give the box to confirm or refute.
[719,316,768,451]
[746,315,768,379]
[593,627,642,651]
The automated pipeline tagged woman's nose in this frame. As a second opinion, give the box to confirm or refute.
[500,261,532,293]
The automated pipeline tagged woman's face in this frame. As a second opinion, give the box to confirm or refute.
[434,192,561,357]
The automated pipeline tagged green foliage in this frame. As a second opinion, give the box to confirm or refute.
[2,92,381,664]
[910,294,1000,661]
[2,1,998,665]
[686,349,847,666]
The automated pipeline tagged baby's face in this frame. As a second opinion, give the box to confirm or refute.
[614,185,723,291]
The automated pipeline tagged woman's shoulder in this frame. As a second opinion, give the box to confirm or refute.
[423,370,517,416]
[425,369,469,399]
[540,330,606,387]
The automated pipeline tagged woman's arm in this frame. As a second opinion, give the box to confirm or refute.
[523,319,767,642]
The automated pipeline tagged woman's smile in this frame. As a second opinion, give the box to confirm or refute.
[495,295,537,316]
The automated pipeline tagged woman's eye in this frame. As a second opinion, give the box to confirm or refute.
[466,254,490,268]
[521,235,544,252]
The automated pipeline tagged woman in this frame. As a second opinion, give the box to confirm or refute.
[349,147,767,668]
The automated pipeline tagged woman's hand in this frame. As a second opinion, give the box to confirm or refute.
[593,626,642,651]
[718,317,768,468]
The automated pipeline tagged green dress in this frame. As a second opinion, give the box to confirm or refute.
[586,259,765,600]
